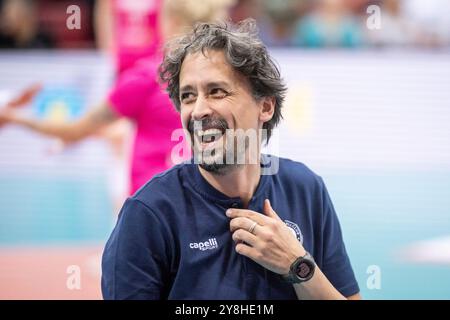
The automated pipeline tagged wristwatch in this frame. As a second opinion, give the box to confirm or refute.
[282,251,316,284]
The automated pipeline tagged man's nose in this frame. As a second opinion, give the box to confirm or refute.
[191,96,213,121]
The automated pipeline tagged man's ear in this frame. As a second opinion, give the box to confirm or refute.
[259,96,276,123]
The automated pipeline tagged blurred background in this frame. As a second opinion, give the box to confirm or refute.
[0,0,449,299]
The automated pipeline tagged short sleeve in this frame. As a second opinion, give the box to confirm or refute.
[101,198,172,300]
[319,178,360,297]
[107,65,157,120]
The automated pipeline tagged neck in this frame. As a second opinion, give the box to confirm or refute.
[199,161,261,208]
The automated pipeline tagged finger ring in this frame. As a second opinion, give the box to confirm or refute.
[248,221,258,234]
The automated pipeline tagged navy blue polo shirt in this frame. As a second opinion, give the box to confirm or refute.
[101,155,359,299]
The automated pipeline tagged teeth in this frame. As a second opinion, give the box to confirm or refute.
[197,129,223,143]
[197,129,222,137]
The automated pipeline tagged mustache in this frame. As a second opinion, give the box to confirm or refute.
[188,117,229,135]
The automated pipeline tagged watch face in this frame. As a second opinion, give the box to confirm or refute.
[296,261,312,279]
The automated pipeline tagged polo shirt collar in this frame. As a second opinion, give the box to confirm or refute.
[185,159,270,207]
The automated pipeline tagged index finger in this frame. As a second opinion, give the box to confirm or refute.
[226,208,271,225]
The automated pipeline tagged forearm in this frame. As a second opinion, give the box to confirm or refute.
[10,116,85,142]
[292,265,346,300]
[7,102,119,142]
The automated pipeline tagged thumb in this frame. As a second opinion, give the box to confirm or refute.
[263,199,281,220]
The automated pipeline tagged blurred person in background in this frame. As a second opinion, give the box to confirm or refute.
[363,0,416,47]
[229,0,301,47]
[0,0,54,49]
[0,0,235,195]
[402,0,450,48]
[257,0,299,47]
[341,0,450,48]
[95,0,162,76]
[292,0,363,48]
[93,0,163,207]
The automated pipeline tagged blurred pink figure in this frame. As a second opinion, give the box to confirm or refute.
[0,0,234,195]
[96,0,162,75]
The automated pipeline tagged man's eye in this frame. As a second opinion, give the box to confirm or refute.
[210,88,228,98]
[181,92,195,103]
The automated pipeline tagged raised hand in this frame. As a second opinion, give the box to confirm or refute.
[227,199,305,275]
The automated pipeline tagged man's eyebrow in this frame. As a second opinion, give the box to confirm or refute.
[180,81,232,94]
[179,84,195,94]
[206,81,232,90]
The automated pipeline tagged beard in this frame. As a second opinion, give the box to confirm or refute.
[197,145,236,176]
[188,117,245,175]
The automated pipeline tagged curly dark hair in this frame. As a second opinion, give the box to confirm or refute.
[159,18,287,143]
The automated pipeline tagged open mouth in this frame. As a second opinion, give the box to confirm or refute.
[196,128,225,149]
[189,118,229,151]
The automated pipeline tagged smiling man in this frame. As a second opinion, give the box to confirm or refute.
[101,19,361,300]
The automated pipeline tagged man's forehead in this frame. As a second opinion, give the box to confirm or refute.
[179,50,246,89]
